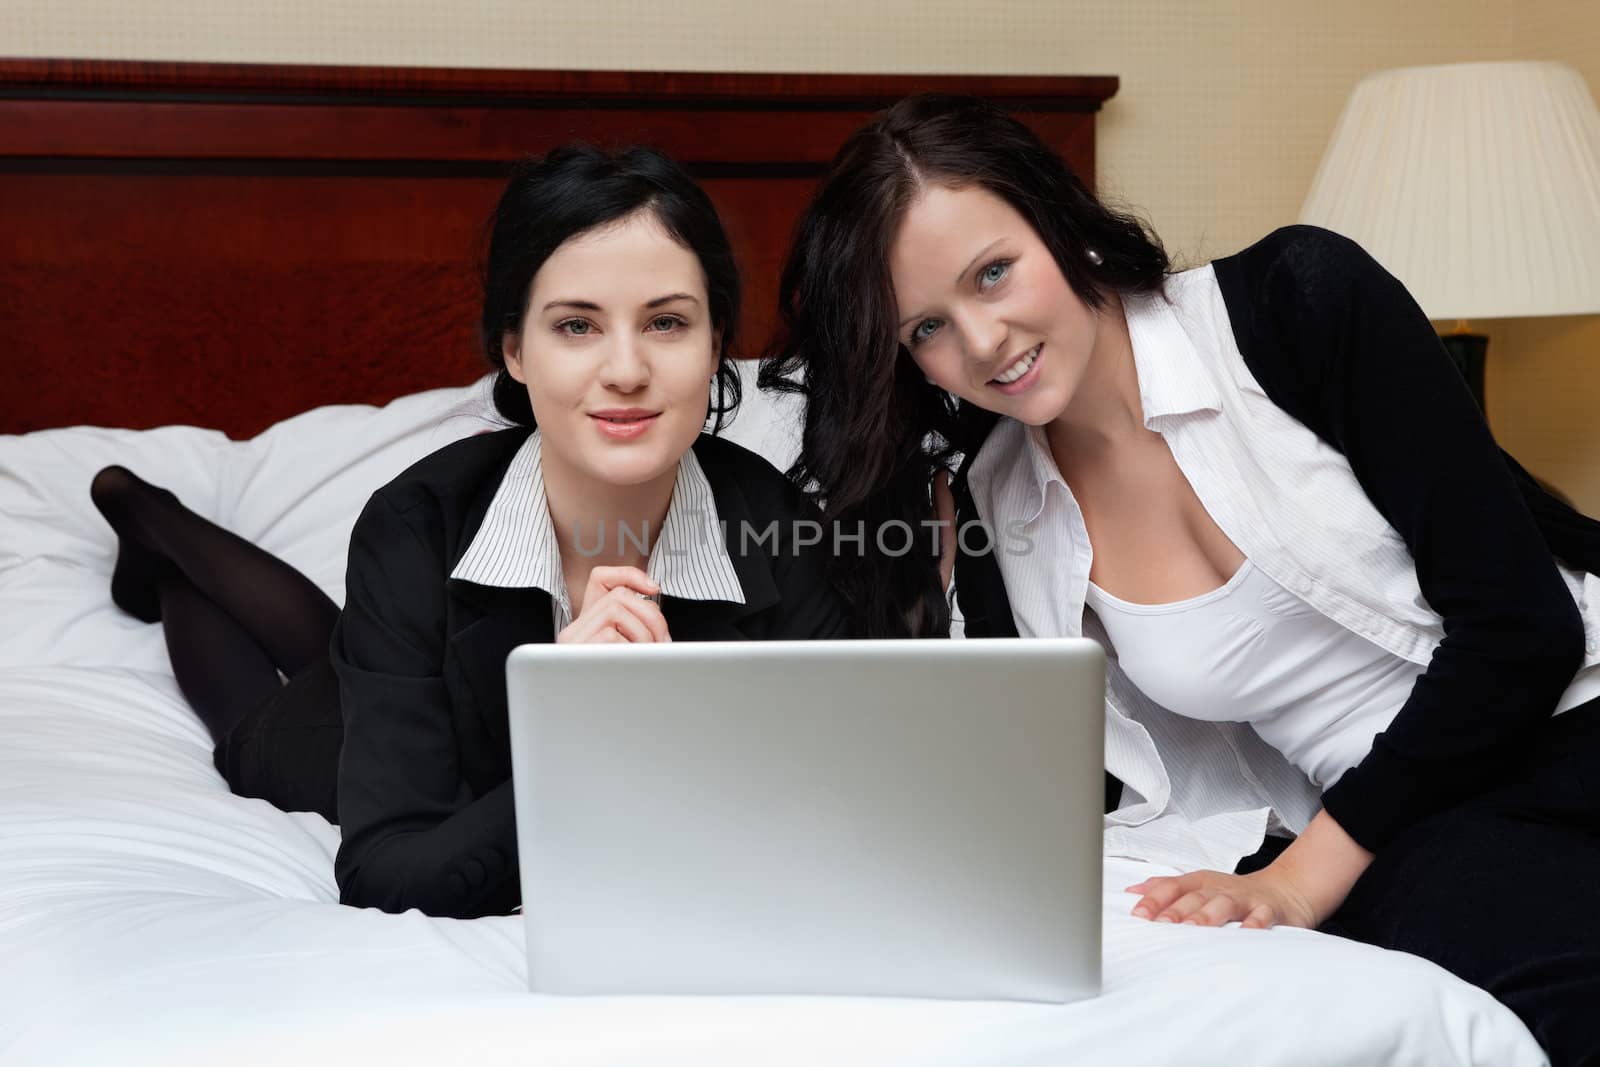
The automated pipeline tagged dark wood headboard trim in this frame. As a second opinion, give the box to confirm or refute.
[0,61,1116,168]
[0,61,1115,436]
[0,60,1118,109]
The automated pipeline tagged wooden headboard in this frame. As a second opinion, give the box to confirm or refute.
[0,61,1116,437]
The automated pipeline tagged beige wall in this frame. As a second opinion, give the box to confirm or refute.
[7,0,1597,507]
[1,0,1518,259]
[1487,0,1600,511]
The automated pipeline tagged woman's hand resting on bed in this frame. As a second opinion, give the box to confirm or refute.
[1125,810,1374,930]
[557,566,671,644]
[1124,866,1319,930]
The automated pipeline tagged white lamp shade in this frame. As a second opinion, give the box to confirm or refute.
[1300,61,1600,320]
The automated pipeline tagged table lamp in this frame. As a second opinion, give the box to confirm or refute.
[1300,60,1600,412]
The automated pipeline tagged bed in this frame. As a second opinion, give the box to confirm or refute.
[0,60,1548,1066]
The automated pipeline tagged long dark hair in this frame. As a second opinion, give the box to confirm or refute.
[761,93,1169,637]
[481,144,742,430]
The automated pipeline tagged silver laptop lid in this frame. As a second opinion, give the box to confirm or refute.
[505,638,1105,1002]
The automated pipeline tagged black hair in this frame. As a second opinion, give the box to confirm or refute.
[760,93,1169,637]
[481,143,742,430]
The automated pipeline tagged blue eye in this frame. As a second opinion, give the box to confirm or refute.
[910,318,942,346]
[978,260,1011,289]
[555,318,593,336]
[647,314,686,333]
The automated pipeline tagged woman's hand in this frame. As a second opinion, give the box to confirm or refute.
[557,566,670,644]
[1125,866,1318,930]
[1126,810,1374,930]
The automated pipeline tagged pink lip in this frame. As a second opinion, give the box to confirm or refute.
[589,411,660,440]
[989,345,1044,396]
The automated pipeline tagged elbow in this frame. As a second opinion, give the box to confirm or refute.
[335,852,404,914]
[335,832,419,915]
[336,858,451,917]
[1535,576,1585,662]
[1453,588,1588,719]
[1515,592,1586,695]
[337,880,387,913]
[336,838,518,919]
[1540,602,1586,677]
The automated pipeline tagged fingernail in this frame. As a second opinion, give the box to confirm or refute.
[1156,915,1175,924]
[1132,906,1149,918]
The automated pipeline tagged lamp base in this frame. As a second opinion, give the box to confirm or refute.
[1438,332,1487,413]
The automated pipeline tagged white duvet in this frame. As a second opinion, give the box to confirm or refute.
[0,373,1546,1066]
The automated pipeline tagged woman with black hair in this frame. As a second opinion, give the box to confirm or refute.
[764,94,1600,1063]
[91,144,847,920]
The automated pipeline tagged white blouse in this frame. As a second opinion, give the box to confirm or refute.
[449,431,746,628]
[966,265,1600,872]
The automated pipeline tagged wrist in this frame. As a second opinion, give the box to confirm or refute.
[1272,809,1374,925]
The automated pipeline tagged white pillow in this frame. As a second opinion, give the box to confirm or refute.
[0,380,496,671]
[0,423,231,672]
[714,359,805,474]
[220,380,500,605]
[0,367,820,672]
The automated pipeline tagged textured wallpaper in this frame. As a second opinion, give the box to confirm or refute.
[1487,0,1600,509]
[6,0,1597,505]
[0,0,1516,260]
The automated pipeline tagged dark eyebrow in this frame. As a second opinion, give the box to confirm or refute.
[542,293,700,313]
[896,238,1006,331]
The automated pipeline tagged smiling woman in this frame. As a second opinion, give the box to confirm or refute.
[761,96,1166,637]
[85,143,851,920]
[765,92,1600,1065]
[892,185,1105,410]
[475,147,747,619]
[508,217,717,528]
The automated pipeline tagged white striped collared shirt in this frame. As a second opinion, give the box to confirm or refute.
[966,264,1600,873]
[450,431,745,629]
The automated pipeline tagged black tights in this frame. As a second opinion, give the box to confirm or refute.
[89,465,339,746]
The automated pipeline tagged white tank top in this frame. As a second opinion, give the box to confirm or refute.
[1085,559,1427,789]
[1086,558,1600,791]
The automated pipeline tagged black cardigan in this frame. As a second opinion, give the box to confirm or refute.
[331,428,850,919]
[953,225,1600,853]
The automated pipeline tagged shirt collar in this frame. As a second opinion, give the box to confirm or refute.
[449,431,745,610]
[1123,286,1223,425]
[967,418,1061,528]
[645,446,745,605]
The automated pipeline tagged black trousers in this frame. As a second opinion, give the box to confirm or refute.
[1318,697,1600,1066]
[211,652,343,825]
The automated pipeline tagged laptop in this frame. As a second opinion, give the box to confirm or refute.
[504,638,1105,1002]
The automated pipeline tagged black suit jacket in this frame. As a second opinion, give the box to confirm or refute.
[331,428,849,919]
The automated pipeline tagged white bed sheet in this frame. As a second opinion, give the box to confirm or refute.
[0,374,1546,1066]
